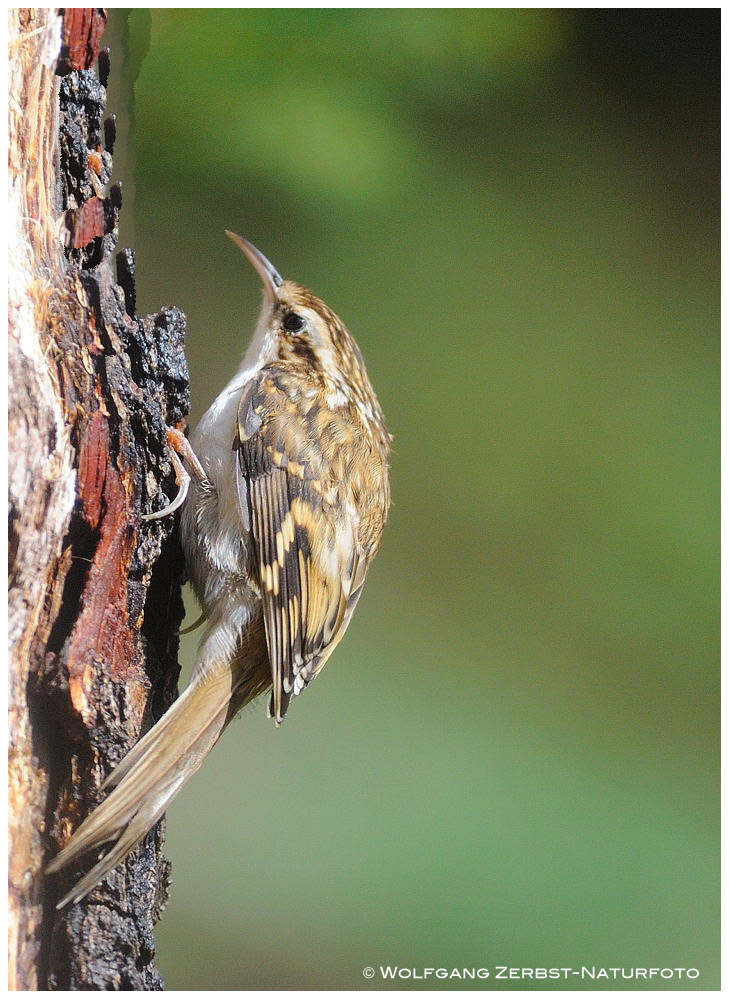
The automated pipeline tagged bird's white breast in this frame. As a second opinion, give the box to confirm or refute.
[181,366,260,614]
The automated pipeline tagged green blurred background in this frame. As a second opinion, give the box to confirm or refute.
[109,9,719,990]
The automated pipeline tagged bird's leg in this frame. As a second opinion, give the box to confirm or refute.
[142,426,207,521]
[166,426,207,481]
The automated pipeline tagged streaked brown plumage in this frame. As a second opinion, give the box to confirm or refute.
[46,234,391,907]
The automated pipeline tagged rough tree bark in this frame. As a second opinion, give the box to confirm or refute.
[9,9,188,989]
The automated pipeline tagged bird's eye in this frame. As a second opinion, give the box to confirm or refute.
[283,312,306,333]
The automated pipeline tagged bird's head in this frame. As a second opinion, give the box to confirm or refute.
[226,230,363,389]
[226,232,389,447]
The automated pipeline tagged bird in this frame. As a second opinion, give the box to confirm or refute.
[46,232,391,907]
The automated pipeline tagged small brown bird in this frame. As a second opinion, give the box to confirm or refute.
[47,233,391,906]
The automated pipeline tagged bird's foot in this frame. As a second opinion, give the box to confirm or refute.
[142,426,207,521]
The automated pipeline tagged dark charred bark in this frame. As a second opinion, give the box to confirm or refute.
[9,9,188,989]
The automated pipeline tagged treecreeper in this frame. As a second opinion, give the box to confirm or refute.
[47,234,392,906]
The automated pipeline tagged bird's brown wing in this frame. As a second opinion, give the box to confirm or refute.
[235,364,366,723]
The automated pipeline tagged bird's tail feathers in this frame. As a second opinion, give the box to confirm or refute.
[47,631,267,908]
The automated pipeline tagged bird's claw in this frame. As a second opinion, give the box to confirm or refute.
[142,427,206,522]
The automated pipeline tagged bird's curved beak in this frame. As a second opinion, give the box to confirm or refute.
[225,231,283,304]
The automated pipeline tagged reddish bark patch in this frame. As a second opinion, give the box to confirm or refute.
[68,198,105,249]
[67,414,141,716]
[61,9,107,72]
[87,150,103,177]
[77,411,108,529]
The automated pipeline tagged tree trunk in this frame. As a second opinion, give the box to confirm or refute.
[8,8,188,989]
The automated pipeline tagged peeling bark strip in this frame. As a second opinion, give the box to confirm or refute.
[9,9,189,989]
[58,7,108,73]
[64,194,120,250]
